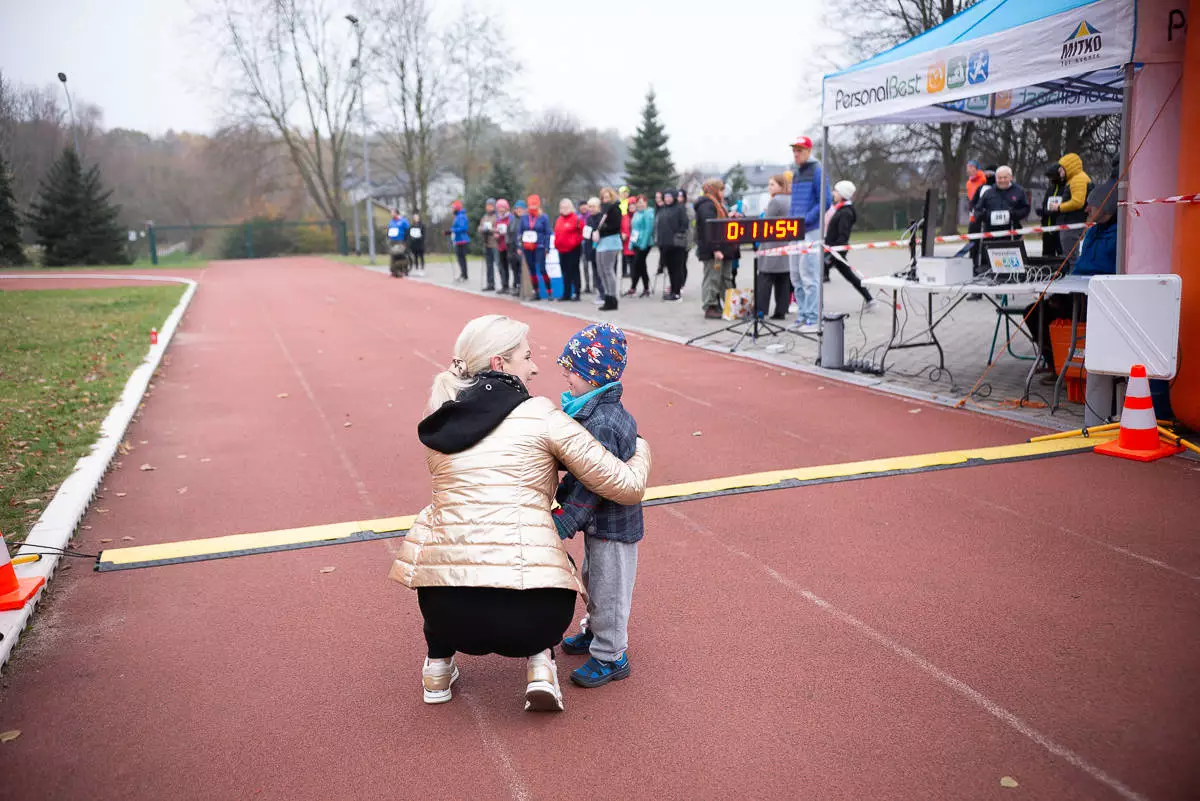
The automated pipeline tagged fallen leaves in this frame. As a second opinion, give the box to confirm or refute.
[139,464,155,471]
[1000,776,1019,788]
[177,487,188,495]
[121,536,134,542]
[115,492,127,498]
[908,408,922,414]
[100,538,113,544]
[0,730,20,743]
[691,431,703,437]
[277,393,289,399]
[343,421,352,428]
[319,566,336,574]
[176,454,187,460]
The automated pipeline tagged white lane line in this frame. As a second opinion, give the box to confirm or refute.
[411,349,445,370]
[261,302,376,513]
[464,691,531,801]
[646,380,713,407]
[661,505,1152,801]
[951,490,1200,583]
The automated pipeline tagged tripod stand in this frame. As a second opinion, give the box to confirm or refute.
[685,250,810,353]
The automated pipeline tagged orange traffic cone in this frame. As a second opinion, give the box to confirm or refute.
[0,536,45,612]
[1094,365,1184,462]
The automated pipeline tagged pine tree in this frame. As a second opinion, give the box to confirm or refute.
[0,153,27,266]
[28,148,129,266]
[724,163,749,203]
[477,155,524,207]
[624,90,677,196]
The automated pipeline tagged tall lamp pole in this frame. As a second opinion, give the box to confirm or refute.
[346,14,374,265]
[56,72,80,157]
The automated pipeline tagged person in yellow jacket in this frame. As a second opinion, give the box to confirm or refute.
[1054,153,1092,263]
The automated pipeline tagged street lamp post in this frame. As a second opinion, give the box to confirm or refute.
[56,72,80,157]
[346,14,375,265]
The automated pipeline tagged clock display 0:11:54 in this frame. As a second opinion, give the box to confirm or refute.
[722,217,803,243]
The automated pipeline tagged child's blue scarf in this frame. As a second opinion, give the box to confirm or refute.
[560,381,621,418]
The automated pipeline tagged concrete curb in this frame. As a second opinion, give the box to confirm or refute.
[377,265,1077,435]
[0,273,199,671]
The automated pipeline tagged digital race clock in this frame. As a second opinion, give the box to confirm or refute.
[706,217,805,245]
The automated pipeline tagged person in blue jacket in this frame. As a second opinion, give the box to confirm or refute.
[387,210,411,243]
[788,135,831,332]
[1034,179,1118,376]
[519,194,553,300]
[449,200,470,282]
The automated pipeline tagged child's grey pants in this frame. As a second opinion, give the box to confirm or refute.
[581,536,638,661]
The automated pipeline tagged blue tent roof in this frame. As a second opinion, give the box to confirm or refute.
[831,0,1107,76]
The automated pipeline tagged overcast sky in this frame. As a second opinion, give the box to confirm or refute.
[0,0,842,169]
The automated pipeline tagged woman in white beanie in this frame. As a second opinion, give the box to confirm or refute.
[824,180,882,311]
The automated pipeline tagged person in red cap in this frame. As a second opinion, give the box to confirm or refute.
[519,194,553,299]
[449,199,471,282]
[788,135,830,333]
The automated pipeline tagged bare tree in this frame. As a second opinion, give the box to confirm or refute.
[201,0,360,221]
[443,3,513,199]
[371,0,448,217]
[519,111,614,205]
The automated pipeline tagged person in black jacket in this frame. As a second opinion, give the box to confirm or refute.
[655,189,689,301]
[593,187,624,311]
[1040,163,1066,260]
[824,181,882,311]
[694,178,740,319]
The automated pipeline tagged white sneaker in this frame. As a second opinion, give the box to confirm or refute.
[422,657,459,704]
[798,323,820,334]
[524,649,564,712]
[863,299,886,313]
[788,302,799,314]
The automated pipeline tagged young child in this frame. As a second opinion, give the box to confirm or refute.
[553,322,642,688]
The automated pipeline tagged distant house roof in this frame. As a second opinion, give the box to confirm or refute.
[740,163,794,190]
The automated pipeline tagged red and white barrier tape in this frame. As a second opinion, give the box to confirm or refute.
[1118,192,1199,206]
[754,221,1092,257]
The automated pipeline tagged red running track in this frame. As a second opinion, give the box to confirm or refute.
[1,258,1197,801]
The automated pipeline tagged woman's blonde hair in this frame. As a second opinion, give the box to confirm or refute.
[769,173,790,194]
[428,314,530,410]
[599,186,617,203]
[559,198,575,213]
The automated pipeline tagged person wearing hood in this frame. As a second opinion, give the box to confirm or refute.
[554,198,585,302]
[1031,181,1117,376]
[1040,163,1068,260]
[593,187,624,311]
[823,181,881,311]
[655,189,689,301]
[505,201,527,296]
[408,212,427,276]
[478,198,499,291]
[519,194,553,300]
[389,314,652,713]
[694,178,739,319]
[492,199,514,293]
[1053,153,1092,263]
[449,200,471,282]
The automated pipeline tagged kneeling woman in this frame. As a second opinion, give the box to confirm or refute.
[389,314,651,712]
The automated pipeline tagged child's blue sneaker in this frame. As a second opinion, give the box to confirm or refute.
[560,629,593,655]
[569,653,631,688]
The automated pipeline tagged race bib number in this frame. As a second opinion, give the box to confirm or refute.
[990,210,1010,228]
[484,222,492,231]
[630,231,640,245]
[410,228,422,239]
[1047,196,1062,212]
[582,225,593,239]
[387,226,400,238]
[522,230,538,244]
[496,223,507,235]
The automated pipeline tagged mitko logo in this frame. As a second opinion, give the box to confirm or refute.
[834,48,989,112]
[1062,20,1103,66]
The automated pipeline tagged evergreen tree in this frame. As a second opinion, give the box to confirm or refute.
[28,148,129,266]
[723,163,749,203]
[477,154,524,207]
[0,153,26,266]
[624,89,677,196]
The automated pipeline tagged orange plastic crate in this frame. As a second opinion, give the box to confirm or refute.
[1049,320,1086,380]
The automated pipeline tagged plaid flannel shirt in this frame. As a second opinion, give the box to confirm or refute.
[553,384,644,543]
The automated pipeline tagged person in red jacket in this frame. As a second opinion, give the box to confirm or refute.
[554,199,585,302]
[620,200,635,288]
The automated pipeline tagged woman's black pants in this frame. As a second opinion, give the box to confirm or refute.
[559,248,582,299]
[418,586,576,659]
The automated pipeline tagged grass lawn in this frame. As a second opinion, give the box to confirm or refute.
[0,285,185,551]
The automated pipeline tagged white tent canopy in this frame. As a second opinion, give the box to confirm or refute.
[822,0,1136,126]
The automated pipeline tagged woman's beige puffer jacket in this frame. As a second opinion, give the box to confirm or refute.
[389,395,651,593]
